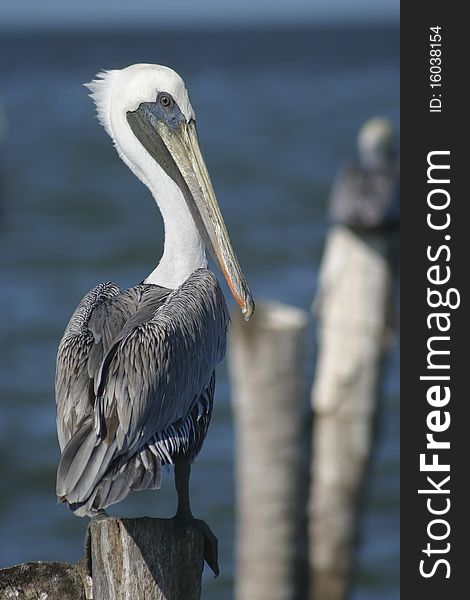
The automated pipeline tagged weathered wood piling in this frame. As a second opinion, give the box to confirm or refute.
[0,561,87,600]
[0,517,205,600]
[90,518,204,600]
[308,226,395,600]
[308,116,398,600]
[229,300,309,600]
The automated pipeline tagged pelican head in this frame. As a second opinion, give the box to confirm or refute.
[85,64,254,320]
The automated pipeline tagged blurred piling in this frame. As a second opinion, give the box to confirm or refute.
[229,301,309,600]
[0,517,204,600]
[308,117,399,600]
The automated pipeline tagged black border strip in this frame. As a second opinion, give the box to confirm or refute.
[401,4,466,597]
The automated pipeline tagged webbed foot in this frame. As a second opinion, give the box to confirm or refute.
[172,514,219,577]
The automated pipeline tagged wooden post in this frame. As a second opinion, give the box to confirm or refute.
[308,225,395,600]
[0,562,86,600]
[229,301,310,600]
[90,517,204,600]
[309,117,398,600]
[0,517,204,600]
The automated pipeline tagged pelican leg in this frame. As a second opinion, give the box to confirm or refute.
[79,509,109,577]
[173,459,219,577]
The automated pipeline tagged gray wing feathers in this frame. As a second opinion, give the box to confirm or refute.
[69,444,163,517]
[55,282,122,450]
[86,288,157,384]
[57,419,162,517]
[94,270,228,454]
[56,269,228,514]
[57,417,117,498]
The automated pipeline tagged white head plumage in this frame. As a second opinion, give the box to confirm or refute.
[84,64,195,141]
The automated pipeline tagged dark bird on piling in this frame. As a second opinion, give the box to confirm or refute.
[55,64,254,574]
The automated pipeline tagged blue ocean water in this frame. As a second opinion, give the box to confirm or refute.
[0,26,399,598]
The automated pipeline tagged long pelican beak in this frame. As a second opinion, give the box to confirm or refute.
[127,104,254,320]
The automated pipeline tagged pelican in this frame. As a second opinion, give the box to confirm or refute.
[55,63,254,574]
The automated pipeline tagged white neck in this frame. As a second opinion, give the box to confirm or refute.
[110,113,207,290]
[144,178,207,288]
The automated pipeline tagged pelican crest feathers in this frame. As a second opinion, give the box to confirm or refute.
[84,69,121,138]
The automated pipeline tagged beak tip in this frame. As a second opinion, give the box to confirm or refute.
[241,301,255,322]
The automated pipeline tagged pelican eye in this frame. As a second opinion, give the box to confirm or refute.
[158,93,173,109]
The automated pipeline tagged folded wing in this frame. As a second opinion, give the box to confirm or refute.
[55,269,229,515]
